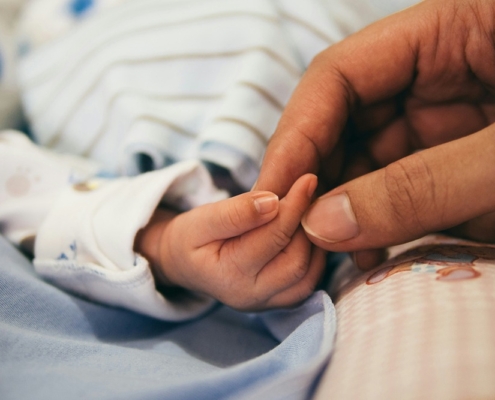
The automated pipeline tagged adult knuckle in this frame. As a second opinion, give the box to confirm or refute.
[383,154,439,235]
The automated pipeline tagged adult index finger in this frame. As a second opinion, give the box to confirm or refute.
[254,1,426,196]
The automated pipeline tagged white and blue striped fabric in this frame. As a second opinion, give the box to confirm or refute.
[17,0,400,189]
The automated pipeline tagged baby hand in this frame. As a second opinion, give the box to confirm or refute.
[138,174,325,311]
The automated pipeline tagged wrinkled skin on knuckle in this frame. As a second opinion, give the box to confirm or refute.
[415,0,495,100]
[464,0,495,54]
[383,154,439,236]
[287,253,310,282]
[270,227,292,249]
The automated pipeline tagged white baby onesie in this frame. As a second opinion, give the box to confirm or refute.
[0,0,419,320]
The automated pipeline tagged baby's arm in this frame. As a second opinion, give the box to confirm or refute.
[1,131,228,320]
[135,174,326,311]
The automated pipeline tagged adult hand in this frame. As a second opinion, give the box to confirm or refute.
[255,0,495,269]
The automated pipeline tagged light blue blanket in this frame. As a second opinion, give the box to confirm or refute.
[0,235,336,399]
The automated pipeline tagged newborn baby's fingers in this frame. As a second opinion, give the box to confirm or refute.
[230,238,325,311]
[263,246,326,309]
[254,228,312,297]
[182,190,280,248]
[220,174,317,277]
[221,228,325,311]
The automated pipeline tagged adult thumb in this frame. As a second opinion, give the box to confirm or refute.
[301,124,495,253]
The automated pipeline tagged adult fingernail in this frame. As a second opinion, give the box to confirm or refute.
[302,193,359,243]
[254,193,279,214]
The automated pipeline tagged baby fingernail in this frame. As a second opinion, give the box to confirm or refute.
[306,175,318,198]
[302,193,359,243]
[254,193,279,214]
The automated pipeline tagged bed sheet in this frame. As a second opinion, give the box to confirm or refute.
[0,235,337,400]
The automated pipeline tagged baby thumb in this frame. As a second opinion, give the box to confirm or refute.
[188,191,280,245]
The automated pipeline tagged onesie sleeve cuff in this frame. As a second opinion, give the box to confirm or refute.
[34,160,228,321]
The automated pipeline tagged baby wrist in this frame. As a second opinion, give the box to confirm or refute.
[134,207,178,287]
